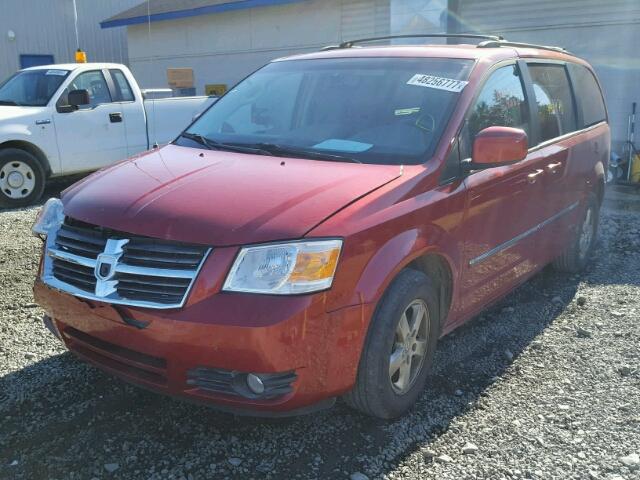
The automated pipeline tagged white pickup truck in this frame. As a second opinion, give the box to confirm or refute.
[0,63,216,207]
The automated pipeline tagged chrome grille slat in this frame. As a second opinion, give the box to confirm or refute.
[42,218,210,309]
[126,242,205,255]
[117,274,191,288]
[53,270,96,289]
[116,283,186,295]
[121,252,200,268]
[56,237,104,257]
[57,226,106,246]
[52,259,94,277]
[117,290,184,304]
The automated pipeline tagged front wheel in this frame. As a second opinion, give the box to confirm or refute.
[0,148,46,208]
[553,192,599,273]
[343,269,440,419]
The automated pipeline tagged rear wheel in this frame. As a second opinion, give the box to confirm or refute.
[0,149,46,208]
[553,192,599,273]
[343,269,439,419]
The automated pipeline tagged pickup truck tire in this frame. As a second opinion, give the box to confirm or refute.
[553,192,599,273]
[0,149,46,208]
[343,269,440,419]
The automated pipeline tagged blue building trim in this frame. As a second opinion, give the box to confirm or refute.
[101,0,307,28]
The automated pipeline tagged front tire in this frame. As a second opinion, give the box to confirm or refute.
[0,148,46,208]
[553,192,599,273]
[343,269,440,419]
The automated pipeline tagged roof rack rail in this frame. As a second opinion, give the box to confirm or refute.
[477,40,570,54]
[321,33,504,51]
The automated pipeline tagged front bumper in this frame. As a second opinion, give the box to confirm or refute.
[34,280,370,414]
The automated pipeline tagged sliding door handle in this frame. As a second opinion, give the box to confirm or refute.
[547,162,563,174]
[527,169,544,184]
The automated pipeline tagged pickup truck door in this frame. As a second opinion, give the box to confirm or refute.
[52,69,128,174]
[107,68,148,155]
[458,63,552,315]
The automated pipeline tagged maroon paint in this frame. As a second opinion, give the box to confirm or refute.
[35,45,609,414]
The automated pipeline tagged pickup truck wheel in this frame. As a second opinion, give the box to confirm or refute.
[553,192,599,273]
[343,269,439,419]
[0,149,46,208]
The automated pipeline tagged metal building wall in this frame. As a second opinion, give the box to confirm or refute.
[456,0,640,149]
[0,0,139,79]
[126,0,390,94]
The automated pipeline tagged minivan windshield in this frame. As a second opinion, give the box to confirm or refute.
[0,69,69,107]
[180,57,474,165]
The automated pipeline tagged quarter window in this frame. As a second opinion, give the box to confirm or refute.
[528,64,576,142]
[568,64,606,127]
[110,69,135,102]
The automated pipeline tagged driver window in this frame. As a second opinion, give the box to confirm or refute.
[461,64,529,158]
[57,70,112,108]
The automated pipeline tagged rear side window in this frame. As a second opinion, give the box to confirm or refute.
[463,64,529,156]
[110,69,135,102]
[568,64,606,127]
[528,64,576,142]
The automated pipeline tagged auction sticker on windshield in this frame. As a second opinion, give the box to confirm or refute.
[407,74,468,92]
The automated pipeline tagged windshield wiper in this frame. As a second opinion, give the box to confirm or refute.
[0,100,19,106]
[180,132,274,156]
[250,143,362,163]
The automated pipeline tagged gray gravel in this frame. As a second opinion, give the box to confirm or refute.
[1,192,639,480]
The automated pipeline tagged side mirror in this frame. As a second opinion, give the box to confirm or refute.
[472,126,528,168]
[68,89,90,109]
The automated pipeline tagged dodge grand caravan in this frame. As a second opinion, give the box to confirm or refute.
[33,35,609,419]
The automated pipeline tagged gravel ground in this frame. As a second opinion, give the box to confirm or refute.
[0,189,638,480]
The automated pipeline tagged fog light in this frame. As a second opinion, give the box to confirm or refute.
[246,373,265,395]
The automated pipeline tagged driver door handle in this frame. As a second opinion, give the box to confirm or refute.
[527,169,544,184]
[109,112,123,123]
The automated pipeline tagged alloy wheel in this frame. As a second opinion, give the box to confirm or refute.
[578,206,595,260]
[389,299,429,395]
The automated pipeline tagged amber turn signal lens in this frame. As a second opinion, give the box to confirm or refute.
[289,247,341,282]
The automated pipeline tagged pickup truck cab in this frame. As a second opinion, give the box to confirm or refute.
[33,36,609,419]
[0,63,216,207]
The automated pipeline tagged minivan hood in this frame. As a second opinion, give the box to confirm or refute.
[62,145,402,245]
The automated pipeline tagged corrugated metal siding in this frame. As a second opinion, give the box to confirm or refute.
[457,0,640,33]
[0,0,139,79]
[457,0,640,147]
[341,0,390,40]
[127,0,391,92]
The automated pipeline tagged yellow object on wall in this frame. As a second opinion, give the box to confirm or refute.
[631,153,640,183]
[205,84,228,96]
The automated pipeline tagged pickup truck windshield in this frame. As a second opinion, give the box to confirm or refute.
[181,57,474,165]
[0,69,69,107]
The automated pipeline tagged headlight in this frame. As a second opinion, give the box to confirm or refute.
[32,198,64,237]
[223,239,342,294]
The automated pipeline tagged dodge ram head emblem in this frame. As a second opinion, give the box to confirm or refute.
[95,254,118,281]
[94,239,129,297]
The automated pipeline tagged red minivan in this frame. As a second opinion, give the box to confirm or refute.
[33,35,609,419]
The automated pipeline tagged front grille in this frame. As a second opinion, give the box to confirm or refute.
[52,258,96,292]
[55,221,107,259]
[187,367,297,400]
[42,217,210,309]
